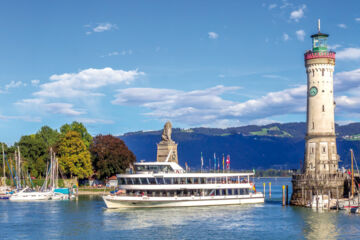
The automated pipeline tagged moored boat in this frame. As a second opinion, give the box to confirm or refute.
[103,161,264,208]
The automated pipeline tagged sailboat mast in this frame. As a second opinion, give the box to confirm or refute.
[18,146,21,188]
[2,143,5,186]
[351,149,354,197]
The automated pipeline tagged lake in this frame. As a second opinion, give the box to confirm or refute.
[1,178,360,239]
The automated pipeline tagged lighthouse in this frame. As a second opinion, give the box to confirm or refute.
[303,19,338,175]
[291,20,348,206]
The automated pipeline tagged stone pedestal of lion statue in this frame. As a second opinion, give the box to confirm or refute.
[156,121,178,163]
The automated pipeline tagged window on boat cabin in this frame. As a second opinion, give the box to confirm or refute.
[188,178,194,184]
[194,178,199,184]
[173,178,179,184]
[180,178,187,184]
[125,178,133,184]
[133,178,141,185]
[234,189,239,195]
[149,165,159,172]
[140,178,149,184]
[200,178,206,184]
[148,177,156,184]
[164,178,172,184]
[156,177,165,184]
[216,190,221,196]
[119,178,126,185]
[135,165,148,172]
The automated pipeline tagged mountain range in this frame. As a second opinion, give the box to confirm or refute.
[119,122,360,170]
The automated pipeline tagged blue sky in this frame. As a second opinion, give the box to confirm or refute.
[1,0,360,144]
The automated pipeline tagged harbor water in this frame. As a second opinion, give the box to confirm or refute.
[1,178,360,239]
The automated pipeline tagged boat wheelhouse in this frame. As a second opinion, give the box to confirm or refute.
[103,161,264,208]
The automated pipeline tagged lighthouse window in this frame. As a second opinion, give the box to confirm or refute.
[322,69,325,76]
[322,105,325,112]
[322,147,326,154]
[312,122,314,129]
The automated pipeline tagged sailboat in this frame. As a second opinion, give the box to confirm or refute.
[48,148,75,200]
[0,144,12,199]
[9,146,52,201]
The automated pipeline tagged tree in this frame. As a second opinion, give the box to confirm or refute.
[17,135,47,178]
[58,131,92,179]
[36,126,60,149]
[90,135,136,179]
[60,122,92,148]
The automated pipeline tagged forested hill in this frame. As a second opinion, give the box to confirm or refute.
[119,122,360,170]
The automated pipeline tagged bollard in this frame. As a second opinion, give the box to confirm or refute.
[286,185,289,205]
[282,185,285,206]
[269,182,272,198]
[263,182,266,199]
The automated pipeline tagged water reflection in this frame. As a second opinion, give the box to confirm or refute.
[301,209,339,240]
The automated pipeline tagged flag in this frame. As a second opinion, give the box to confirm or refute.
[226,154,230,170]
[222,154,225,171]
[214,153,216,171]
[201,152,204,169]
[185,162,188,172]
[217,158,220,171]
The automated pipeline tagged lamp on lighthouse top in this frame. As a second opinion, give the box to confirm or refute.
[311,19,329,53]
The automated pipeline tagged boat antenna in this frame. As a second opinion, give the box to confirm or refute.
[318,19,320,33]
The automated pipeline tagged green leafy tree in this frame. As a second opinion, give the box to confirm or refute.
[36,126,60,149]
[58,131,92,179]
[17,135,48,178]
[90,134,136,179]
[60,122,92,148]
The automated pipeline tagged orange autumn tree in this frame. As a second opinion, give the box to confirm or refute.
[58,131,92,179]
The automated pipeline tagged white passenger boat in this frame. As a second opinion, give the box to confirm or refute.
[103,162,264,208]
[9,187,52,201]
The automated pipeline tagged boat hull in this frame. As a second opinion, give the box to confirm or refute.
[103,194,264,208]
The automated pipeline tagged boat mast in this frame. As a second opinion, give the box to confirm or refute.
[351,149,354,198]
[2,143,5,186]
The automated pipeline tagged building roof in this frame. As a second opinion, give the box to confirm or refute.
[311,32,329,38]
[108,175,117,180]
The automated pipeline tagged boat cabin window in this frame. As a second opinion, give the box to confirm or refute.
[156,177,165,184]
[164,178,172,184]
[140,178,149,184]
[148,178,156,184]
[125,178,133,185]
[119,178,126,185]
[135,164,175,173]
[133,178,141,185]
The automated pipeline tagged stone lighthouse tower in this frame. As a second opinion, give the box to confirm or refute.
[303,19,338,175]
[291,20,348,206]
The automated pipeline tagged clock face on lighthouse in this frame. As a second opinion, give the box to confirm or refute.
[309,86,318,97]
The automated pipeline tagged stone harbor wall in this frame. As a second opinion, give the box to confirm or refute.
[290,173,349,206]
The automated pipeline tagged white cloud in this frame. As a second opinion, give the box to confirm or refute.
[111,85,306,126]
[0,114,41,122]
[16,98,85,116]
[295,29,305,41]
[283,33,290,41]
[101,50,132,58]
[34,67,144,98]
[335,68,360,91]
[31,79,40,86]
[337,23,347,29]
[85,23,117,35]
[208,32,219,39]
[336,48,360,60]
[75,118,114,124]
[356,18,360,22]
[4,81,26,90]
[290,5,306,22]
[268,4,277,10]
[93,23,117,32]
[328,44,341,50]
